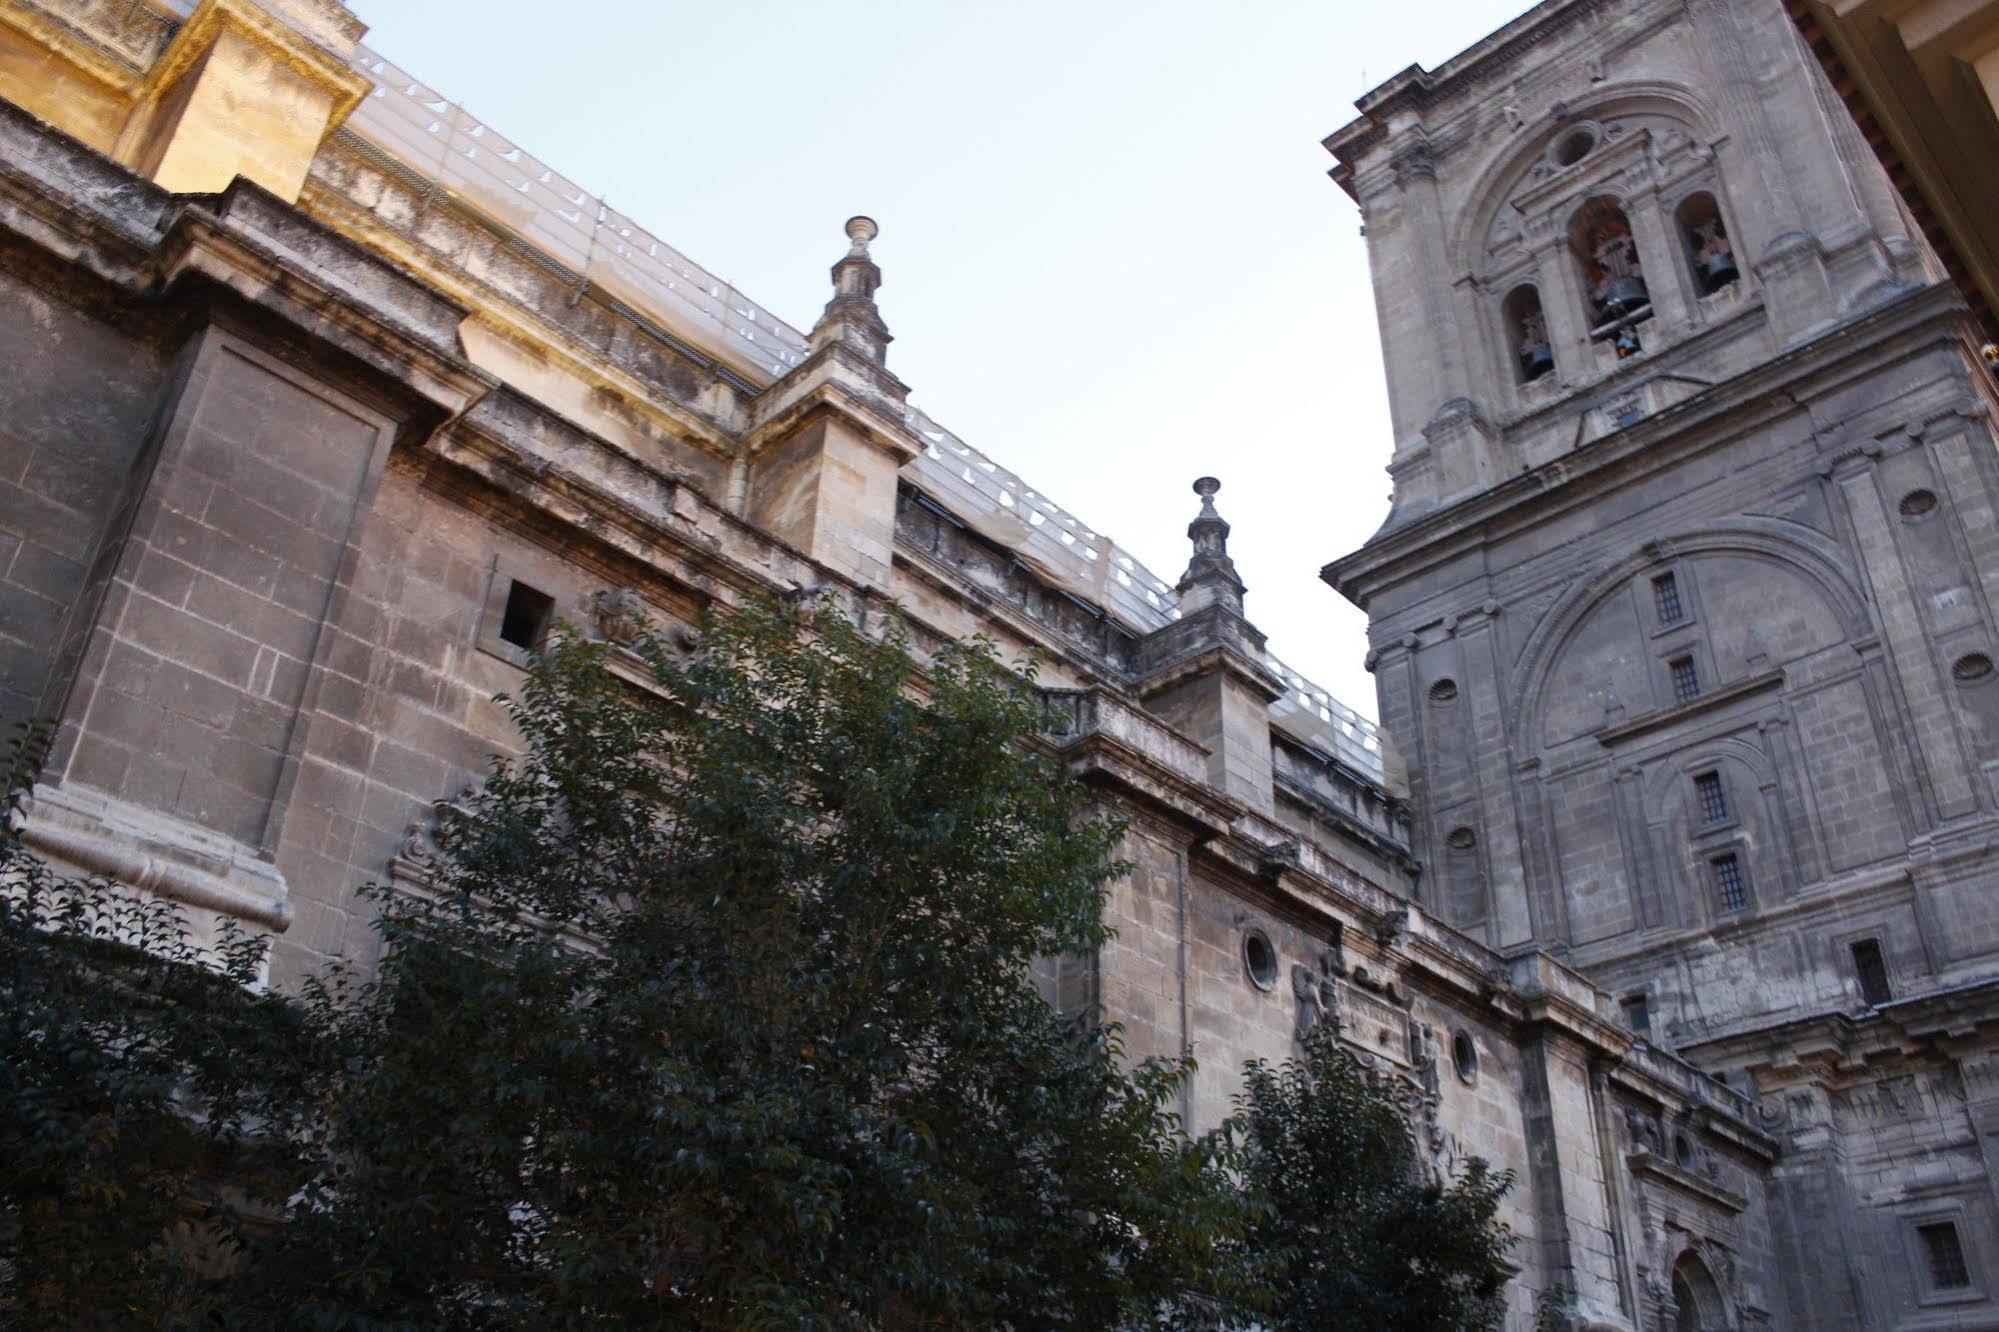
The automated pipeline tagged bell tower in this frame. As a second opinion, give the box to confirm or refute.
[1328,0,1932,530]
[1324,1,1999,1326]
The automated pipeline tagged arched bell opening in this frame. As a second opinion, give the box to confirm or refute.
[1572,196,1652,335]
[1503,284,1554,383]
[1676,191,1739,295]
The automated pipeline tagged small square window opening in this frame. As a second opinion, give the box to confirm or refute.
[499,580,555,652]
[1710,853,1747,913]
[1919,1221,1972,1290]
[1671,655,1701,703]
[1621,994,1651,1035]
[1694,771,1729,824]
[1652,572,1684,625]
[1851,938,1892,1007]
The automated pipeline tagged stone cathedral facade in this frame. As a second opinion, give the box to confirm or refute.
[0,0,1995,1327]
[1326,0,1999,1327]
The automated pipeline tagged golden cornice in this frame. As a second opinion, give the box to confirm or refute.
[148,0,370,133]
[0,0,159,97]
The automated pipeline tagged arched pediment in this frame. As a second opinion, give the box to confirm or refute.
[1457,83,1723,275]
[1639,734,1776,811]
[1514,518,1871,749]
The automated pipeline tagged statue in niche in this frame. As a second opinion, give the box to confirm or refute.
[393,789,476,882]
[1517,306,1553,380]
[1692,215,1739,291]
[397,819,439,872]
[1410,1022,1441,1098]
[1623,1106,1666,1155]
[1292,953,1342,1042]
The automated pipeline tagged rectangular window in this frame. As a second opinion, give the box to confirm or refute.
[1671,655,1701,703]
[499,579,555,652]
[1919,1221,1972,1290]
[1694,770,1729,823]
[1709,853,1747,913]
[1652,572,1685,625]
[1851,938,1892,1007]
[1621,994,1651,1035]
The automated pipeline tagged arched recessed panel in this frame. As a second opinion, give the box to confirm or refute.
[1512,520,1873,751]
[1671,1251,1727,1331]
[1540,592,1651,746]
[1693,556,1847,676]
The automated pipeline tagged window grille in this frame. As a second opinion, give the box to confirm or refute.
[1694,771,1728,823]
[1919,1222,1972,1290]
[1671,656,1701,703]
[1652,572,1684,625]
[1851,938,1892,1007]
[1709,853,1747,912]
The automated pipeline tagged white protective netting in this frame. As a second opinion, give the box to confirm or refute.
[335,38,1386,782]
[347,45,808,381]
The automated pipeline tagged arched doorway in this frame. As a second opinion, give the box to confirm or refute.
[1671,1250,1727,1331]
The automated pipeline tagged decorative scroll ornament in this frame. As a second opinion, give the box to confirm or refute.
[1295,953,1463,1185]
[391,791,475,883]
[589,587,648,647]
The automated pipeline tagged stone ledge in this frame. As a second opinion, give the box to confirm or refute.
[22,781,291,931]
[1594,668,1785,745]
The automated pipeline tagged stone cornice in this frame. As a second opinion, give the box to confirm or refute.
[1271,766,1417,872]
[0,0,174,90]
[0,105,487,425]
[1608,1042,1775,1158]
[1323,0,1650,188]
[740,370,923,468]
[1593,669,1786,746]
[154,187,488,419]
[1677,974,1999,1076]
[148,0,370,133]
[1324,281,1973,609]
[1626,1149,1753,1210]
[1136,605,1286,704]
[299,165,743,458]
[1046,691,1241,841]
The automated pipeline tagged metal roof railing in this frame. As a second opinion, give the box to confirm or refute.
[899,406,1183,635]
[1266,650,1388,781]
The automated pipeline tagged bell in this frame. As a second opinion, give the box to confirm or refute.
[1520,340,1554,381]
[1602,275,1649,316]
[1700,252,1739,289]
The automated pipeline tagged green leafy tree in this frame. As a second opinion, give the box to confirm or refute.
[228,597,1259,1328]
[0,722,318,1327]
[3,594,1530,1328]
[1236,1024,1516,1331]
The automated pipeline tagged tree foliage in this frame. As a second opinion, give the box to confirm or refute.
[0,722,320,1327]
[247,598,1263,1328]
[1236,1024,1517,1331]
[1,596,1518,1328]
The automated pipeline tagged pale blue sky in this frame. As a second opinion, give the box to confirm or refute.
[347,0,1530,717]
